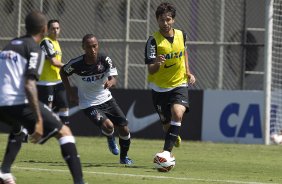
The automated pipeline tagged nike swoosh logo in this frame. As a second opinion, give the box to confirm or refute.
[164,63,176,68]
[126,101,159,133]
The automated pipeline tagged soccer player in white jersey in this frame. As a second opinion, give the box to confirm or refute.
[0,11,85,184]
[60,34,133,165]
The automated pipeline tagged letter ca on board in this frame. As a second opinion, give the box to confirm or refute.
[219,103,262,138]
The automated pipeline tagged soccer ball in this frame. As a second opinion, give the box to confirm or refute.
[271,134,282,144]
[153,151,175,172]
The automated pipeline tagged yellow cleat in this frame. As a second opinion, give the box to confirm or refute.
[175,136,181,148]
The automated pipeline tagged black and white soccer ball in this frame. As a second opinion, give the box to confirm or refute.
[153,151,175,172]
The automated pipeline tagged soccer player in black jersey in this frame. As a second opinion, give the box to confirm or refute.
[144,3,196,159]
[0,11,84,184]
[60,34,133,165]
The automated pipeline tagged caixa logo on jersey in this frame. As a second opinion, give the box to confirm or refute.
[219,103,262,138]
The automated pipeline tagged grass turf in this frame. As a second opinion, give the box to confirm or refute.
[0,134,281,184]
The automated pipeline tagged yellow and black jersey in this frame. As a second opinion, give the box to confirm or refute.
[144,29,187,89]
[39,37,62,82]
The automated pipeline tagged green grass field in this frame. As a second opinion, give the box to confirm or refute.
[0,134,282,184]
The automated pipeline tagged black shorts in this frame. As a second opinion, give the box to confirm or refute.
[0,102,63,144]
[83,98,128,127]
[37,83,68,111]
[152,87,189,124]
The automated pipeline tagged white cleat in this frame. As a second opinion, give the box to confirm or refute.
[0,172,16,184]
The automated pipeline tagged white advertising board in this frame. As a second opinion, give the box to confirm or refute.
[202,90,264,144]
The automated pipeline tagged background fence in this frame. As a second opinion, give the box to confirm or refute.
[0,0,265,90]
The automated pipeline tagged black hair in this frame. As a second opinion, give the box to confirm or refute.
[47,19,60,29]
[25,11,47,35]
[82,34,96,45]
[155,2,176,19]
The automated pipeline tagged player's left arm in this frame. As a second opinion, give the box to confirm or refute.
[40,39,63,68]
[49,57,64,68]
[184,51,195,84]
[25,76,43,143]
[183,32,196,84]
[25,49,44,143]
[104,55,118,89]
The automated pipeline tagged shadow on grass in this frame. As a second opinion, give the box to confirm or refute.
[19,160,149,169]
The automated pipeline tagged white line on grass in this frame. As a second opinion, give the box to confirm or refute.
[13,166,277,184]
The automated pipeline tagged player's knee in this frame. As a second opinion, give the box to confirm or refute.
[101,120,114,133]
[58,125,73,137]
[118,125,130,136]
[171,111,184,122]
[58,135,76,146]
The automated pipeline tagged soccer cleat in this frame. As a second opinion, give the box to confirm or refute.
[0,172,16,184]
[120,156,133,165]
[174,135,181,147]
[107,136,119,155]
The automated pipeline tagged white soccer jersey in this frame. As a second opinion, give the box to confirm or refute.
[62,53,118,109]
[0,36,44,106]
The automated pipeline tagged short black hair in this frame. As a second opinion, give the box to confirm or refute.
[25,11,47,35]
[155,2,176,19]
[47,19,60,29]
[82,34,96,45]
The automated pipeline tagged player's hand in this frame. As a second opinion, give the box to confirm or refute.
[155,55,166,66]
[104,76,116,89]
[104,80,113,89]
[188,74,196,84]
[29,118,43,143]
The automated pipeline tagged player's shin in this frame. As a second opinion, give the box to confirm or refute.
[163,121,181,152]
[119,133,131,158]
[58,136,84,183]
[1,132,24,173]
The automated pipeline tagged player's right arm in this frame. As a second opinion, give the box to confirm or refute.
[144,36,165,74]
[60,63,78,105]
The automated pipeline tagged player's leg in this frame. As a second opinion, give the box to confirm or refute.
[152,90,176,151]
[117,125,133,164]
[83,106,119,155]
[53,83,70,125]
[106,98,133,164]
[54,125,84,184]
[37,85,54,109]
[163,103,185,152]
[1,125,25,174]
[162,123,181,147]
[0,105,35,184]
[37,103,84,184]
[0,127,24,184]
[163,87,189,152]
[0,106,33,184]
[101,119,119,155]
